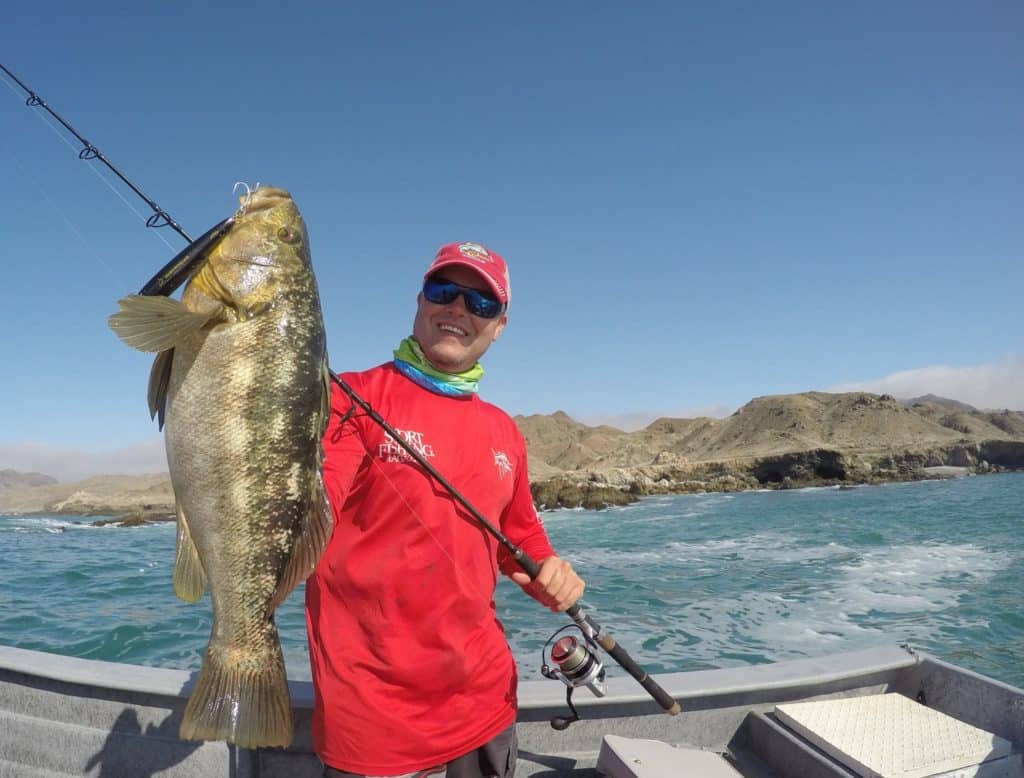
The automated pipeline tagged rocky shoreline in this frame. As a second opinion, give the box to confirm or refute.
[529,442,1024,510]
[3,392,1023,522]
[521,393,1024,510]
[20,506,175,528]
[0,473,177,528]
[7,444,1020,525]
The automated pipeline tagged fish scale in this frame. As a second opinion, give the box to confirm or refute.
[108,186,332,748]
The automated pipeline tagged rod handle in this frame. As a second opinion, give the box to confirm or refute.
[592,624,681,716]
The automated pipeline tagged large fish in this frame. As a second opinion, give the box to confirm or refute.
[108,187,332,748]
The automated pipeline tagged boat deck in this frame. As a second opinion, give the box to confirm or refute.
[1,644,1022,777]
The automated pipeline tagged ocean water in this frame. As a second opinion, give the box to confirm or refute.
[2,473,1022,688]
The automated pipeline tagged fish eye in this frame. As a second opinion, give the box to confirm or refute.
[277,226,300,244]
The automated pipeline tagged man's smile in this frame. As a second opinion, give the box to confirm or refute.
[437,321,469,337]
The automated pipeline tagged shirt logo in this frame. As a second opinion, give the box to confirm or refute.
[492,449,512,480]
[379,430,435,464]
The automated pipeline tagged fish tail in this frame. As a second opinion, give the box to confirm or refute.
[180,640,292,748]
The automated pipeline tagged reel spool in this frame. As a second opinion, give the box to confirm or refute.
[540,627,607,730]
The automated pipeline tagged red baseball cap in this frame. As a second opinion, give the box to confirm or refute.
[424,242,511,305]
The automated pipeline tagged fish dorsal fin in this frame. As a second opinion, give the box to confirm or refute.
[270,470,333,610]
[148,349,175,429]
[173,503,207,603]
[108,295,214,353]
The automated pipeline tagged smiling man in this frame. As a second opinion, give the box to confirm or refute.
[306,242,585,778]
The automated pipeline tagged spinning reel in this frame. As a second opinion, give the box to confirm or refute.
[539,625,607,730]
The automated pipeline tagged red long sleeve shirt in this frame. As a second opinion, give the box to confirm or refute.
[305,364,554,774]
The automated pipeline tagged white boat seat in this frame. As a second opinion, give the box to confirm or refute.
[596,734,743,777]
[775,692,1021,777]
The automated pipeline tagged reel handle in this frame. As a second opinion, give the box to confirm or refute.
[513,551,681,717]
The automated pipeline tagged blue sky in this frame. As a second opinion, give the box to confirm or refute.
[1,2,1021,479]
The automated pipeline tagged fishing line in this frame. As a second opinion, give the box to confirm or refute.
[0,63,189,245]
[0,68,177,261]
[0,134,123,286]
[341,410,469,580]
[329,407,601,611]
[331,374,682,721]
[3,60,681,723]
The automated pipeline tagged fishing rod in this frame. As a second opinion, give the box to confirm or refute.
[332,377,682,726]
[3,62,681,726]
[0,63,190,242]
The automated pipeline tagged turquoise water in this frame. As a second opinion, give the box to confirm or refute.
[2,473,1022,688]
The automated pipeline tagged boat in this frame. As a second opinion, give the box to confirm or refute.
[2,642,1022,776]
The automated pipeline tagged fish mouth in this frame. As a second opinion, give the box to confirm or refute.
[241,187,292,214]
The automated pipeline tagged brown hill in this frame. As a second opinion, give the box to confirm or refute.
[0,474,173,517]
[518,391,1024,507]
[0,469,57,490]
[514,411,628,472]
[903,394,978,412]
[520,389,1024,487]
[703,392,965,459]
[983,410,1024,437]
[519,391,1024,475]
[4,391,1021,516]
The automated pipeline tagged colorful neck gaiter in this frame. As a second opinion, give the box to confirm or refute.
[393,336,483,397]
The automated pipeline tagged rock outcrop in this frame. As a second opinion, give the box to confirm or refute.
[0,474,174,521]
[3,392,1022,517]
[518,392,1024,508]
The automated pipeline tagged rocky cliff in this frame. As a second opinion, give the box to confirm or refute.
[0,474,174,523]
[3,392,1022,518]
[520,393,1024,509]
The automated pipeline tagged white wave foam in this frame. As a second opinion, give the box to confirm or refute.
[570,531,857,568]
[541,539,1019,674]
[834,543,1012,615]
[1,516,81,532]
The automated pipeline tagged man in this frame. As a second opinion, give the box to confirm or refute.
[306,242,586,778]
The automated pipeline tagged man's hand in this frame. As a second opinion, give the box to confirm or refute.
[510,555,585,612]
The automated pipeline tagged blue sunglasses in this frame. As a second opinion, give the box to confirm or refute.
[423,277,505,319]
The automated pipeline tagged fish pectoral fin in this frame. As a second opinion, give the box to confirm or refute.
[148,349,174,429]
[108,295,214,352]
[271,470,333,610]
[173,504,207,603]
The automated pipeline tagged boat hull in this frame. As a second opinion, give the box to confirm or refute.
[1,644,1021,776]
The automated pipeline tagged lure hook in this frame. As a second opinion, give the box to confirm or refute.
[232,181,261,215]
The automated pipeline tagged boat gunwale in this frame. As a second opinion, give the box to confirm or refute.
[0,642,921,711]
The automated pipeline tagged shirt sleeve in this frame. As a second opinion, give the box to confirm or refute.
[497,434,555,579]
[321,375,371,524]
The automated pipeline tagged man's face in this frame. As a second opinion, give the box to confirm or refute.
[413,265,507,374]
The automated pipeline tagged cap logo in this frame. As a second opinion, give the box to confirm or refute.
[457,242,492,263]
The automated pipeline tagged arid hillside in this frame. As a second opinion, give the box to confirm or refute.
[0,469,57,490]
[520,393,1024,473]
[0,474,174,519]
[517,392,1024,508]
[3,392,1022,518]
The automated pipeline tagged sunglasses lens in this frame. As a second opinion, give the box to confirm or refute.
[464,291,502,319]
[423,279,459,305]
[423,278,503,319]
